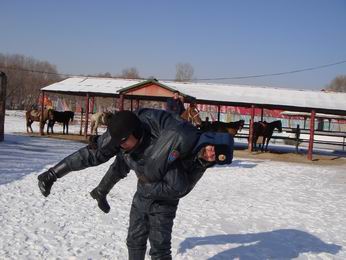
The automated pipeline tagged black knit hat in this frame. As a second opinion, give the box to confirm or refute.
[107,111,142,145]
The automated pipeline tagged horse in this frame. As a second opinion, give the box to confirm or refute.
[252,120,282,152]
[47,110,74,135]
[181,105,202,127]
[25,108,53,134]
[200,119,245,137]
[90,111,113,135]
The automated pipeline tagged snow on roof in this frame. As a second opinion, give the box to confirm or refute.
[42,77,346,113]
[41,77,146,95]
[162,81,346,112]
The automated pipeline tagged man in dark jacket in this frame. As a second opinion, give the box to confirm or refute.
[166,90,185,116]
[37,108,234,260]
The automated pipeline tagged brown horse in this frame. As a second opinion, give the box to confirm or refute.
[26,108,53,133]
[181,105,202,127]
[252,120,282,152]
[201,119,245,137]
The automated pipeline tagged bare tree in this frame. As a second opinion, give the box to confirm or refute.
[121,67,140,79]
[96,72,112,78]
[175,63,194,82]
[325,75,346,92]
[0,53,61,109]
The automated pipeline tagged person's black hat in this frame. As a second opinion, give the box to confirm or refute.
[107,111,142,145]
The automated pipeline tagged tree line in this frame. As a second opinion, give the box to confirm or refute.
[0,53,62,110]
[1,52,345,110]
[0,53,196,110]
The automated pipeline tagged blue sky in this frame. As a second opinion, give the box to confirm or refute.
[1,0,345,90]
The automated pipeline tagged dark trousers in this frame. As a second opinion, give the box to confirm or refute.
[127,192,179,260]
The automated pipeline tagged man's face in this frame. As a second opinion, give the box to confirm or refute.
[173,92,179,99]
[120,134,138,151]
[201,145,216,162]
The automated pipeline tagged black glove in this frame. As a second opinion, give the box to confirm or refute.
[88,135,100,150]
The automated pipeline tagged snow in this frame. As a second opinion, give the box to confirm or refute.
[1,111,346,259]
[42,77,146,95]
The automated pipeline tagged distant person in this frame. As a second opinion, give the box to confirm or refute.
[200,116,213,132]
[166,90,185,116]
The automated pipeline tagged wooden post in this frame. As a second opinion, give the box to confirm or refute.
[307,110,316,160]
[295,124,300,154]
[248,105,255,151]
[303,116,307,129]
[90,97,95,113]
[328,119,331,131]
[130,99,133,111]
[217,105,221,121]
[119,94,124,111]
[136,99,140,110]
[84,94,90,138]
[40,91,45,135]
[0,72,7,142]
[79,108,84,136]
[260,108,264,122]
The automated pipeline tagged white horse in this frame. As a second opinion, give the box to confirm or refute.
[90,112,112,135]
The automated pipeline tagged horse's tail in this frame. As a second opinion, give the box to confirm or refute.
[70,112,75,122]
[239,120,245,131]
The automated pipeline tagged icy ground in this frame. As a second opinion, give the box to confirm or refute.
[0,111,346,259]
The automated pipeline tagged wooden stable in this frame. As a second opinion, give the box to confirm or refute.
[40,77,346,161]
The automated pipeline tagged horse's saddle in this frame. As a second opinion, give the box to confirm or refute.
[30,110,41,117]
[259,121,268,127]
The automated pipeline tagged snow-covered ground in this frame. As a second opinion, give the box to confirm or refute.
[1,111,346,259]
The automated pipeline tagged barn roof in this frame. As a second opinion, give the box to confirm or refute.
[161,81,346,115]
[41,77,346,116]
[41,77,147,97]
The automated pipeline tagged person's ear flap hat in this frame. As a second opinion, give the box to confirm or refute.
[214,141,233,165]
[194,132,234,165]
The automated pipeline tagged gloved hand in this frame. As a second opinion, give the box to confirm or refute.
[88,135,100,150]
[38,169,57,197]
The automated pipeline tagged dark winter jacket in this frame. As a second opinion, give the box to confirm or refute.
[53,108,233,201]
[166,97,185,116]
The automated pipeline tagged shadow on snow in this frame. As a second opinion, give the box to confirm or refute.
[178,229,341,259]
[0,134,84,185]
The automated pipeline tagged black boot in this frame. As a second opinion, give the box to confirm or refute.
[90,157,126,213]
[90,188,110,213]
[37,161,70,197]
[38,169,57,197]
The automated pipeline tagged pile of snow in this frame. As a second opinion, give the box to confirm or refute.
[1,111,346,259]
